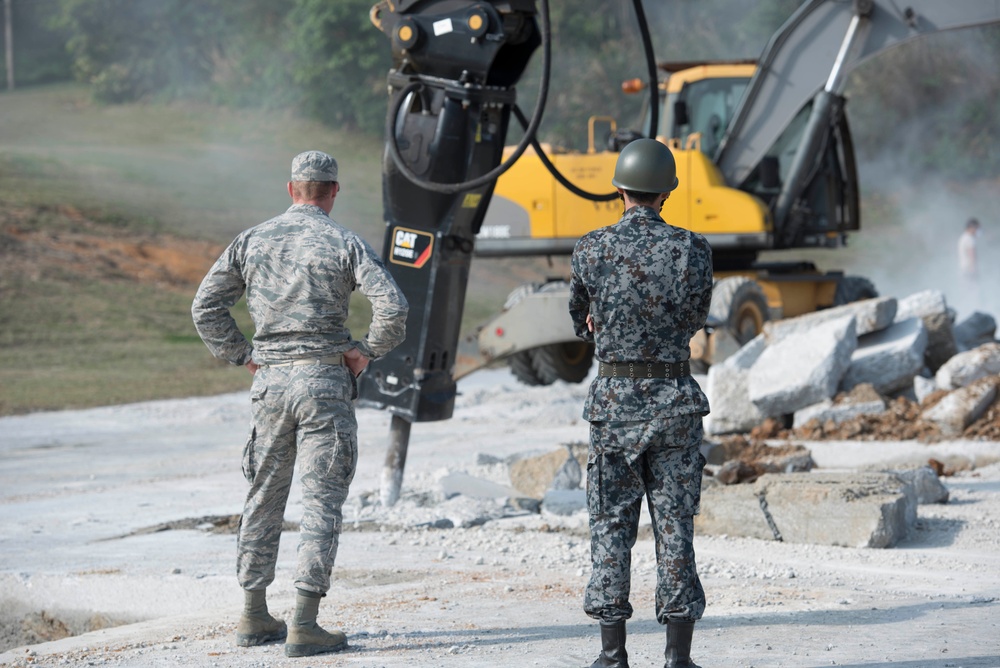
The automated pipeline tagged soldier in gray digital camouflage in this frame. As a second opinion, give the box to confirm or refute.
[569,138,713,668]
[191,150,408,658]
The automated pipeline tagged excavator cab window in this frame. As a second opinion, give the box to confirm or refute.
[675,77,749,157]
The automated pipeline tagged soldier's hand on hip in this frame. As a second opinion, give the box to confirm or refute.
[344,347,369,377]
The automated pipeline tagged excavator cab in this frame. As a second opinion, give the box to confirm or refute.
[651,65,753,159]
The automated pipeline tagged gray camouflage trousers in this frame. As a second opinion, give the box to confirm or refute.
[585,413,707,624]
[238,363,358,595]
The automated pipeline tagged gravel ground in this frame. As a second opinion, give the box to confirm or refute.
[1,370,999,667]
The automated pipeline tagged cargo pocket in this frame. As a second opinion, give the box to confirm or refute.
[241,426,257,484]
[691,450,707,516]
[244,382,268,484]
[586,454,602,517]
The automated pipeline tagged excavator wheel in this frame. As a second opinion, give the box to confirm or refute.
[709,276,770,346]
[532,341,595,384]
[833,275,878,306]
[508,350,548,386]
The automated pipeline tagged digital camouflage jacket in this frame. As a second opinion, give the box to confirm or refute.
[569,204,713,421]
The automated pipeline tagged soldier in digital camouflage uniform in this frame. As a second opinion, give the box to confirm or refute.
[569,138,712,668]
[192,150,408,658]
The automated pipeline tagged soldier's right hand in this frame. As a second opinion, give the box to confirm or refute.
[344,348,369,377]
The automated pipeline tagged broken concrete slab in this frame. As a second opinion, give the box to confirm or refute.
[749,316,857,417]
[508,445,587,499]
[695,480,774,540]
[921,375,1000,437]
[934,342,1000,390]
[439,472,520,500]
[840,317,927,395]
[550,450,582,491]
[888,466,950,505]
[704,335,767,435]
[895,290,948,321]
[762,296,896,342]
[913,375,938,404]
[696,471,915,548]
[793,384,886,429]
[895,290,957,372]
[953,311,997,352]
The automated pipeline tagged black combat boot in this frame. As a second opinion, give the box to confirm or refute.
[664,620,701,668]
[590,620,629,668]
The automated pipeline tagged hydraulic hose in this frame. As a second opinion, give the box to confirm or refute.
[512,0,659,202]
[385,0,659,201]
[385,0,551,195]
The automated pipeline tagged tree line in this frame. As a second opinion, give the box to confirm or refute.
[2,0,999,178]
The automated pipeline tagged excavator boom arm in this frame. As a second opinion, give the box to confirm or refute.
[716,0,1000,189]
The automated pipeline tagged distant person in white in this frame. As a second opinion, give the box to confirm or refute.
[957,217,982,314]
[958,217,980,280]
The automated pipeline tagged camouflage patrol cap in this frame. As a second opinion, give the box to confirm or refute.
[290,150,339,182]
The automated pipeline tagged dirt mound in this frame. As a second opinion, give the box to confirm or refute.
[0,204,222,290]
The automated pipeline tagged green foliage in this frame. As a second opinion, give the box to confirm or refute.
[285,0,392,135]
[0,0,73,86]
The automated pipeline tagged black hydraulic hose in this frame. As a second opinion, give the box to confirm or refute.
[635,0,658,139]
[385,0,551,194]
[513,105,618,202]
[511,0,659,202]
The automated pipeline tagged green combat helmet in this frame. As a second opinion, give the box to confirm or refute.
[611,138,679,194]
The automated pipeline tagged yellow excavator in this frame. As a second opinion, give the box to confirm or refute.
[360,0,1000,503]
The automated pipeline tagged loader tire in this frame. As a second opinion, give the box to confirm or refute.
[532,342,595,384]
[833,276,878,306]
[709,276,770,345]
[509,350,548,386]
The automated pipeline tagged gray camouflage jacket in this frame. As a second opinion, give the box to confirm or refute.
[569,205,713,421]
[192,203,408,366]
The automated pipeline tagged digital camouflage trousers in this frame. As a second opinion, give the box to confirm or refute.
[238,363,358,595]
[585,413,707,624]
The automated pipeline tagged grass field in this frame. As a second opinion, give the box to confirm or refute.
[0,84,529,415]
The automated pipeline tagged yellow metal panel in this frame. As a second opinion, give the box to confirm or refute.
[552,151,620,237]
[663,64,757,94]
[495,144,558,238]
[680,147,770,236]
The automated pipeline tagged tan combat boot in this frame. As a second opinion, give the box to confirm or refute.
[284,588,348,657]
[236,588,287,647]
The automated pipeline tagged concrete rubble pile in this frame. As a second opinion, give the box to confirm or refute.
[705,289,1000,441]
[683,289,999,548]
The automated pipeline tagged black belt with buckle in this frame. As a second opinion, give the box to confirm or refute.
[598,360,690,379]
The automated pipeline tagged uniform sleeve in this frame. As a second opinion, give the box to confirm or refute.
[191,241,254,366]
[691,235,714,333]
[351,239,408,360]
[568,239,595,342]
